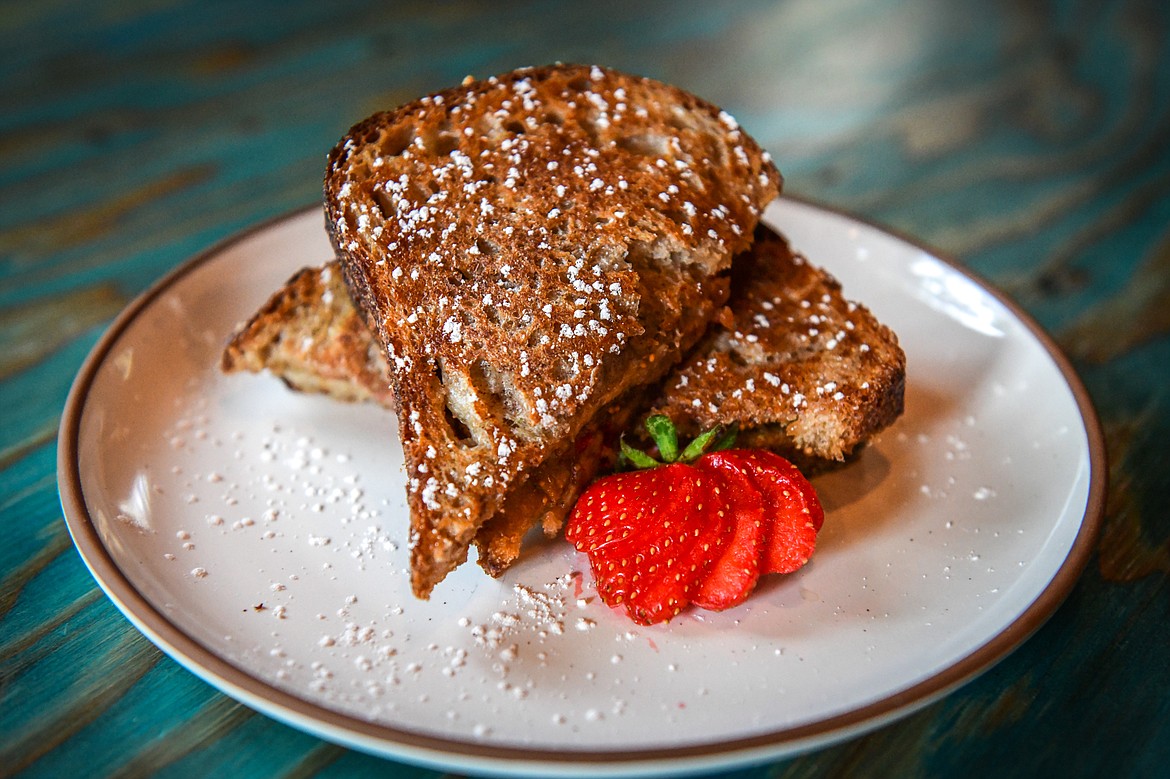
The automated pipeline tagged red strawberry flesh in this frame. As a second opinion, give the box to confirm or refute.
[565,467,669,554]
[564,418,825,625]
[726,449,822,575]
[623,469,734,624]
[690,453,767,611]
[567,464,731,623]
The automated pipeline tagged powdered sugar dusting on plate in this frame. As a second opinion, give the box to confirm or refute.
[66,199,1097,765]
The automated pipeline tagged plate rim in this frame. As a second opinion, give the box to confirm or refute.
[57,196,1107,776]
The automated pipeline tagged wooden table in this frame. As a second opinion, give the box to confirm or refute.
[4,1,1166,776]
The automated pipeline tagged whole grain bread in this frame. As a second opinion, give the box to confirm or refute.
[222,258,633,577]
[652,227,905,465]
[323,64,780,597]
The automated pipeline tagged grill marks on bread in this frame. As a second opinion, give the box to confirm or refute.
[325,64,780,596]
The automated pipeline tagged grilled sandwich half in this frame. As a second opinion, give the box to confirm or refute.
[303,64,779,597]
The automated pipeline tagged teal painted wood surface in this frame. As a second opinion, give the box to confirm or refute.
[3,0,1168,776]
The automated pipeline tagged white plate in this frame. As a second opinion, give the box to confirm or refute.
[59,198,1105,777]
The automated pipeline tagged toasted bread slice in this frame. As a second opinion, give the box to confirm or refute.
[323,64,780,597]
[221,264,394,407]
[653,227,905,464]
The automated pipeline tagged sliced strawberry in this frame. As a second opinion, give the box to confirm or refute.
[725,449,822,575]
[622,470,734,624]
[564,415,825,625]
[565,466,671,554]
[690,452,767,611]
[567,463,723,622]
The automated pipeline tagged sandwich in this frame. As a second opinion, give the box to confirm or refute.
[222,64,904,598]
[652,226,904,466]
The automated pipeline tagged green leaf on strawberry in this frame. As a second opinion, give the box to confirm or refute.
[619,413,737,470]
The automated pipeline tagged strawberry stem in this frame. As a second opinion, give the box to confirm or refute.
[617,415,739,470]
[645,414,679,462]
[712,422,739,453]
[620,438,661,469]
[679,422,730,461]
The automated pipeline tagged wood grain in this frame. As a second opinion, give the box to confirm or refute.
[2,1,1167,777]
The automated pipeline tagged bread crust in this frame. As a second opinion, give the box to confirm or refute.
[323,64,780,597]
